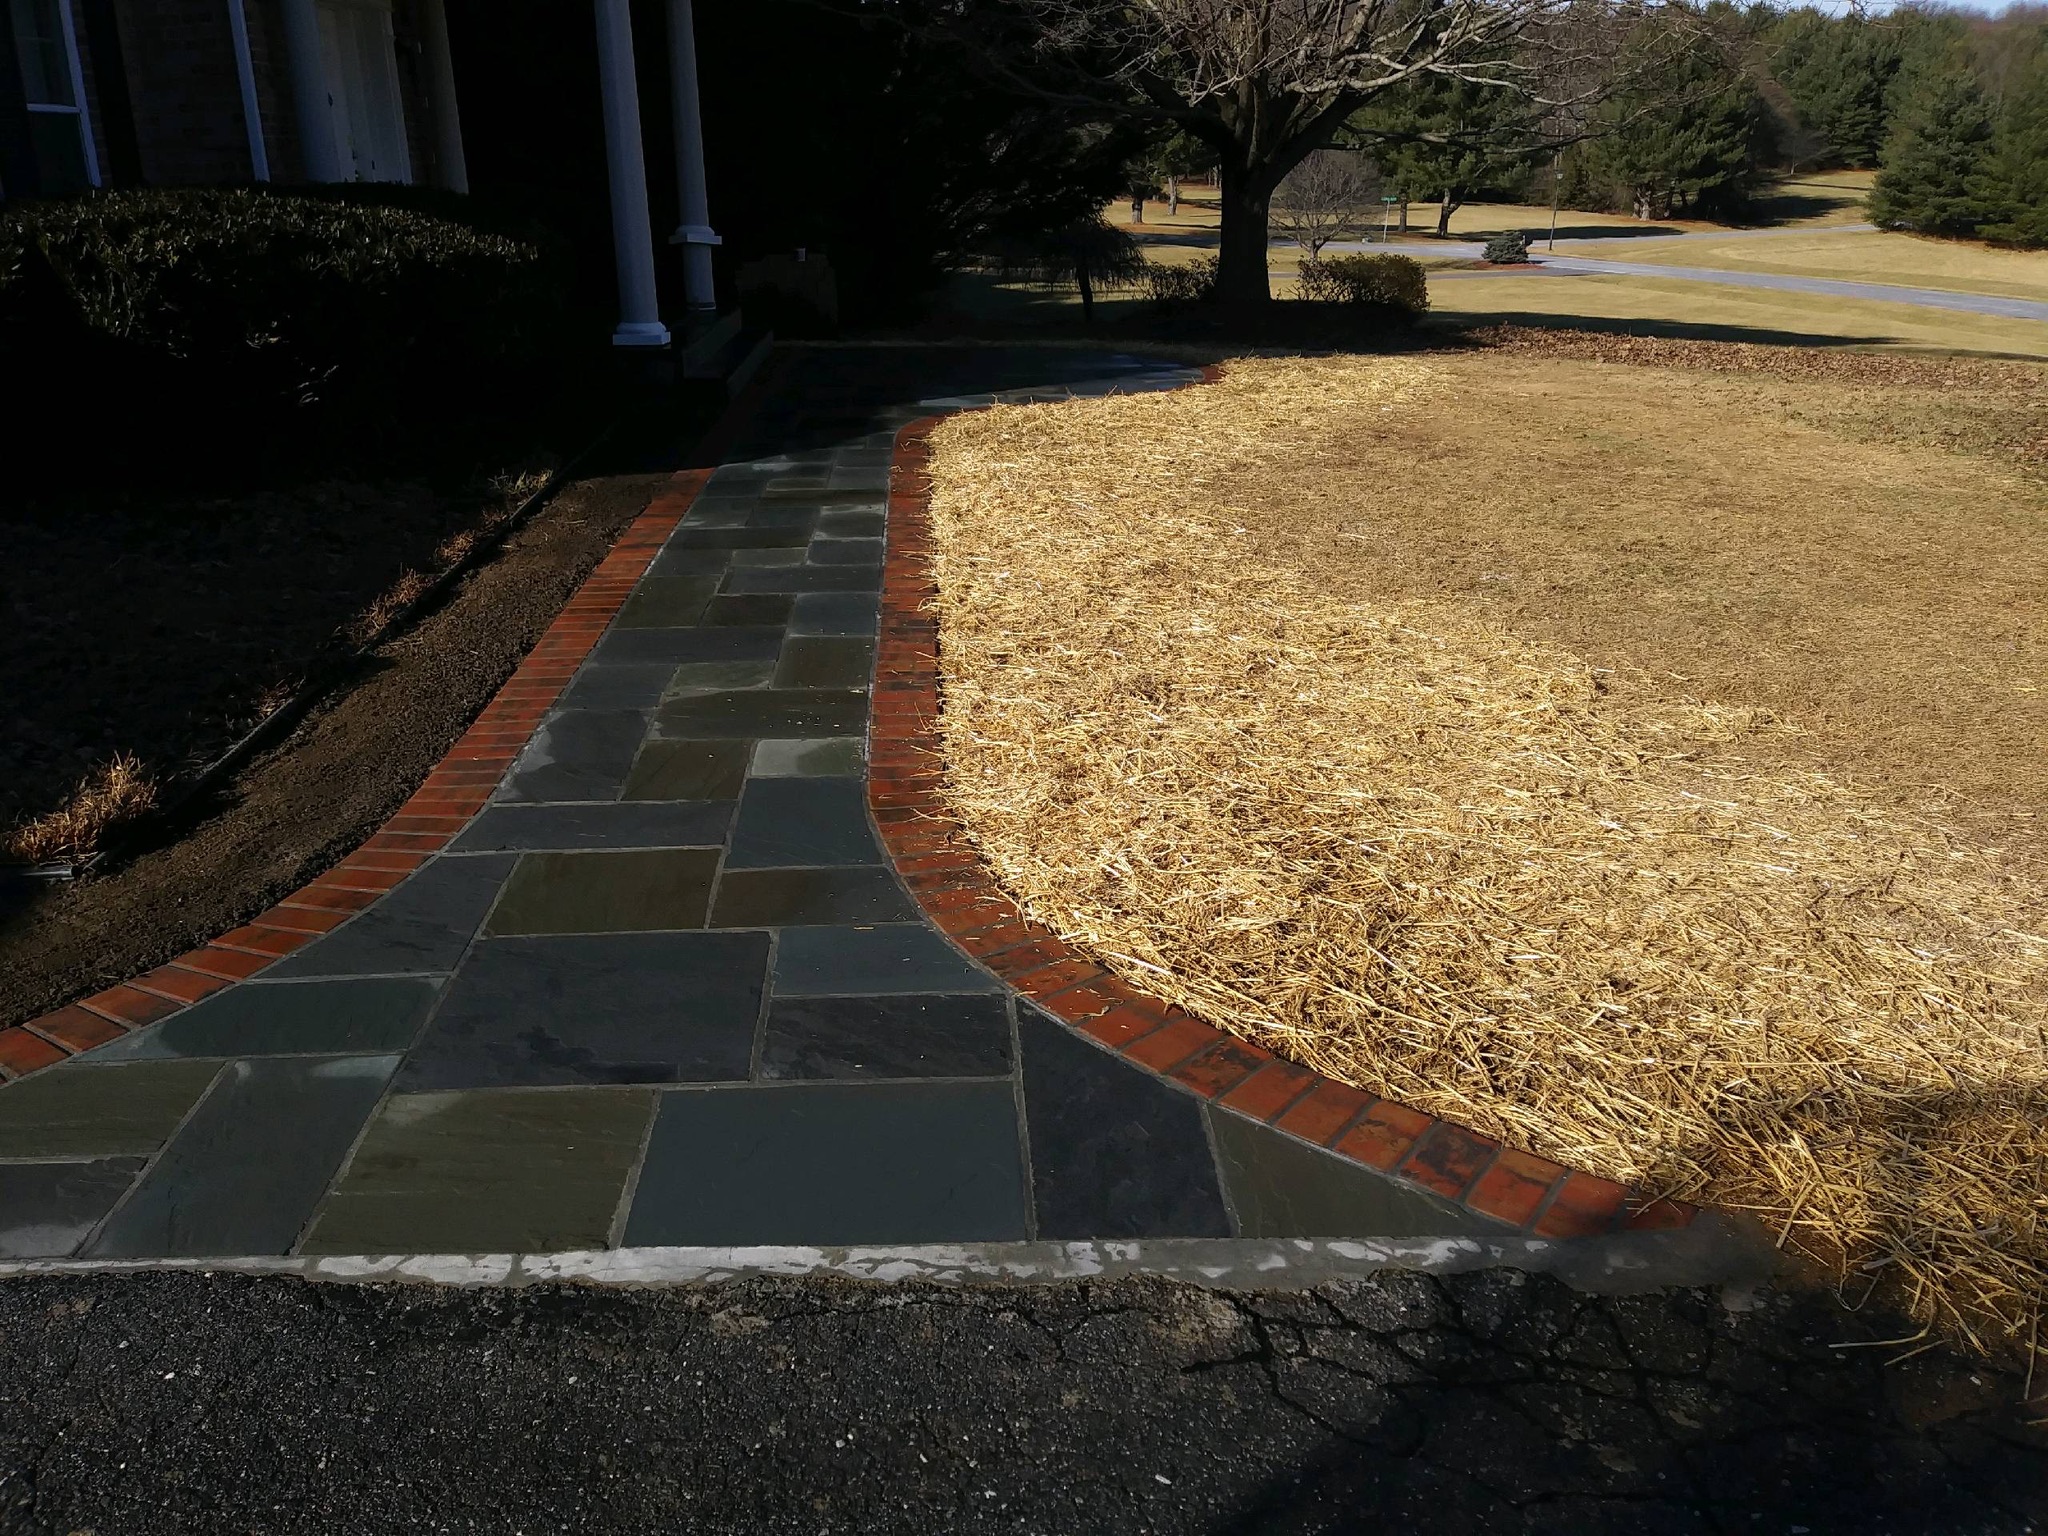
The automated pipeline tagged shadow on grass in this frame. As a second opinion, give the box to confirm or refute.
[712,344,1205,466]
[1401,221,1691,244]
[1418,310,1897,349]
[1738,186,1864,227]
[914,272,1903,353]
[1134,222,1700,252]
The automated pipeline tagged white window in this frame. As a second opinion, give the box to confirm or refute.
[8,0,99,192]
[315,0,411,184]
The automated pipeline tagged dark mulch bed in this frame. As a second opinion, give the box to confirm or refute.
[2,475,533,848]
[0,466,670,1029]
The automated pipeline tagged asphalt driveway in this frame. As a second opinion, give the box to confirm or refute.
[0,1269,2041,1534]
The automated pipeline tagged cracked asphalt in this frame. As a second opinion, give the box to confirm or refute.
[0,1271,2042,1534]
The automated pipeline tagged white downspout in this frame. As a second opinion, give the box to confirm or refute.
[665,0,718,312]
[225,0,271,182]
[594,0,669,348]
[277,0,342,182]
[418,0,466,194]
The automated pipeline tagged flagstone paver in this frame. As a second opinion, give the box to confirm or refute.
[0,348,1760,1267]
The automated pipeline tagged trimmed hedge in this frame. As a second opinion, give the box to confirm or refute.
[1295,253,1430,315]
[1146,257,1218,305]
[0,188,569,487]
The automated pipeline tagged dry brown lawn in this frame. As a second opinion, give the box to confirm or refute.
[924,339,2048,1353]
[1328,341,2048,840]
[1422,270,2048,358]
[1563,225,2048,303]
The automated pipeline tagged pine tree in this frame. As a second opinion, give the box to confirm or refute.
[1581,29,1773,221]
[1976,71,2048,247]
[1768,9,1902,169]
[1869,68,1998,236]
[1352,77,1536,237]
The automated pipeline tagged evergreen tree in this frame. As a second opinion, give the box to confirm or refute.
[1351,77,1536,237]
[1976,46,2048,248]
[1881,8,1975,121]
[1868,68,1999,236]
[1136,130,1213,215]
[1580,27,1773,221]
[1766,9,1901,168]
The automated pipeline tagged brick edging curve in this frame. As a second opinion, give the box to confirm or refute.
[3,357,1696,1244]
[0,352,803,1080]
[0,476,720,1084]
[868,380,1698,1242]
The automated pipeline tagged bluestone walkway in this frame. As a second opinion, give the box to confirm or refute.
[0,348,1567,1266]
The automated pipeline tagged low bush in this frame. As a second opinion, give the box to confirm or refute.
[1145,257,1218,305]
[1483,231,1533,264]
[0,188,571,488]
[1294,253,1429,315]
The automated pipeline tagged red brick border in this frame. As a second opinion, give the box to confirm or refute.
[870,396,1697,1241]
[0,470,718,1084]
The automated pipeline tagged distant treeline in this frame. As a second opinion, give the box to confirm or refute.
[1346,3,2046,245]
[1851,7,2046,244]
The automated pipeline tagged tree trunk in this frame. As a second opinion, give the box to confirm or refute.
[1216,159,1274,309]
[1076,262,1095,325]
[1167,175,1179,215]
[1436,190,1455,238]
[1398,199,1409,234]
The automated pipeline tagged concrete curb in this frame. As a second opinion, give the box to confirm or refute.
[0,1222,1778,1295]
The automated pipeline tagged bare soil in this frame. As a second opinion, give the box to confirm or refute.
[0,470,667,1028]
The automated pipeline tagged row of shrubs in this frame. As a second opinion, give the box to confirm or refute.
[1145,252,1430,316]
[1,188,576,492]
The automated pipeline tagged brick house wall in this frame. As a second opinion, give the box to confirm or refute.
[388,0,437,188]
[39,0,438,193]
[239,0,306,182]
[107,0,252,185]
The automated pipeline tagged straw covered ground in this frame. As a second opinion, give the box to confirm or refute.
[922,347,2048,1354]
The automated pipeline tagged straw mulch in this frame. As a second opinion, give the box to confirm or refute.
[923,355,2048,1355]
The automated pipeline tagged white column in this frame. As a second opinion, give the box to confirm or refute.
[418,0,467,194]
[594,0,669,348]
[278,0,341,182]
[666,0,718,312]
[225,0,270,181]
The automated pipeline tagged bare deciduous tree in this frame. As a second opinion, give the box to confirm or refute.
[910,0,1644,308]
[1273,148,1383,261]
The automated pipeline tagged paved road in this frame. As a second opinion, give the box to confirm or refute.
[1354,224,1877,256]
[1561,222,1879,244]
[1,1269,2042,1534]
[1310,225,2048,325]
[1325,225,2048,324]
[1521,253,2048,323]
